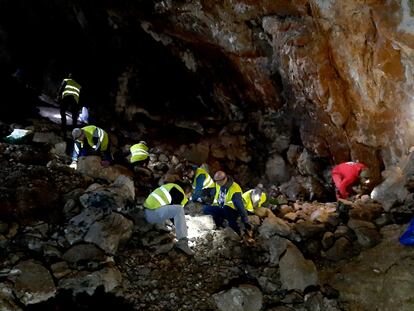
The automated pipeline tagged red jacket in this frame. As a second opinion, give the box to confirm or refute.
[331,162,367,199]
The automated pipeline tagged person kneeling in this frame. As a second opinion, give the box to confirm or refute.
[143,183,194,256]
[70,125,113,169]
[202,171,251,235]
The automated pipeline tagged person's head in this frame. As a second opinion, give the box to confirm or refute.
[169,186,185,205]
[251,187,263,207]
[359,168,371,185]
[214,171,228,186]
[72,128,84,141]
[183,164,197,180]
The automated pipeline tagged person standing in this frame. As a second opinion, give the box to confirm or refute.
[57,73,81,132]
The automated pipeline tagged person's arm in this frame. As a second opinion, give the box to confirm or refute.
[70,141,81,169]
[232,192,248,223]
[72,141,80,162]
[192,174,205,201]
[338,176,355,199]
[57,80,66,101]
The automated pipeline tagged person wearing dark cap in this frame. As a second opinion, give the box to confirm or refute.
[202,171,250,235]
[70,125,112,169]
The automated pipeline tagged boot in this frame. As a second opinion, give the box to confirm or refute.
[175,238,195,256]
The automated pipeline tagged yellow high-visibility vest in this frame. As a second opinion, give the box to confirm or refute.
[130,143,149,163]
[144,183,188,209]
[213,181,242,210]
[242,189,267,213]
[76,125,108,151]
[192,167,215,189]
[62,78,81,103]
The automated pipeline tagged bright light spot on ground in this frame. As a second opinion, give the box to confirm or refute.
[5,129,32,141]
[37,106,73,124]
[185,215,215,239]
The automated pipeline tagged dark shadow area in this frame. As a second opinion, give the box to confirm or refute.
[24,287,134,311]
[0,0,215,127]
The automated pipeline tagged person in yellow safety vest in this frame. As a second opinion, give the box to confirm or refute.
[70,125,113,169]
[57,73,81,132]
[184,164,216,204]
[130,141,149,164]
[242,186,275,218]
[202,171,251,235]
[128,141,153,178]
[143,183,194,256]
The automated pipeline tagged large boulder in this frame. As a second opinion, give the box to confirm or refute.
[77,156,133,182]
[320,225,414,311]
[11,260,56,305]
[279,242,318,291]
[213,284,263,311]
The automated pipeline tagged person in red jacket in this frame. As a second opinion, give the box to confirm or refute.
[331,162,370,199]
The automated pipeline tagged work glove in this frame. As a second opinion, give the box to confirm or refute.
[101,160,110,167]
[69,161,77,170]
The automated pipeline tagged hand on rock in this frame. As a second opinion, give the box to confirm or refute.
[69,161,77,169]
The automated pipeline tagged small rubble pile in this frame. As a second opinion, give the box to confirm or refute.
[0,142,86,220]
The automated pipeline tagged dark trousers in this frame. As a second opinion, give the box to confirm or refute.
[200,188,216,204]
[337,202,350,224]
[60,96,78,131]
[203,204,241,234]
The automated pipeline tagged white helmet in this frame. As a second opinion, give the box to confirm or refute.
[72,128,82,140]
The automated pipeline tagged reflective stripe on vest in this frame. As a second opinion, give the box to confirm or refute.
[82,125,109,151]
[242,190,267,213]
[144,183,188,210]
[92,127,105,150]
[74,142,80,155]
[62,79,81,103]
[151,192,168,206]
[130,143,149,163]
[192,168,215,189]
[212,181,242,210]
[160,186,172,202]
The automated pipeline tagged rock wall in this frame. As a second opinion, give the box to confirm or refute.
[105,0,414,177]
[2,0,414,182]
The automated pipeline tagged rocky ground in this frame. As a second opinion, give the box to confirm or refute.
[1,114,414,311]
